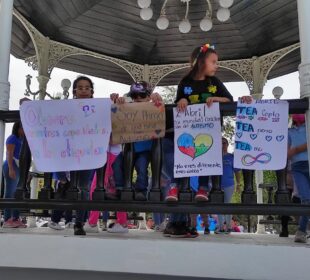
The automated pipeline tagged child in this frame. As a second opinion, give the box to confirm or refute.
[163,44,233,238]
[288,114,309,243]
[111,81,162,200]
[2,121,26,228]
[215,137,241,234]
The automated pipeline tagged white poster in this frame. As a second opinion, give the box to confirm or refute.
[20,98,112,172]
[174,103,223,178]
[234,99,289,170]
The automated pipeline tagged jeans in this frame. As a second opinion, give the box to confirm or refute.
[217,185,235,230]
[291,161,310,233]
[75,169,96,224]
[2,161,20,221]
[134,151,150,191]
[112,153,124,189]
[51,173,72,224]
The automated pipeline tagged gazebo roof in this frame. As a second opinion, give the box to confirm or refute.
[12,0,300,85]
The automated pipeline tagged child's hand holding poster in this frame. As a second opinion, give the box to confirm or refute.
[20,98,112,172]
[174,103,223,178]
[233,99,288,170]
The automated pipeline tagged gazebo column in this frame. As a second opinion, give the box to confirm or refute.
[297,0,310,174]
[0,0,14,187]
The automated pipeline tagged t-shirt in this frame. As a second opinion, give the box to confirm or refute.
[134,140,153,153]
[288,124,308,163]
[221,153,239,188]
[175,76,234,104]
[6,134,22,160]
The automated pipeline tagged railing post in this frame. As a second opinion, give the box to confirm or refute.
[242,170,257,204]
[209,176,224,203]
[149,139,162,201]
[275,169,290,203]
[67,171,79,200]
[15,138,31,199]
[92,166,106,201]
[121,143,134,201]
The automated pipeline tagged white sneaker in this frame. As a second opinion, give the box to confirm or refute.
[294,230,307,243]
[48,222,63,230]
[107,223,129,233]
[84,222,99,233]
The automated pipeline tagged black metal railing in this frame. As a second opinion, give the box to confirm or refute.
[0,98,310,216]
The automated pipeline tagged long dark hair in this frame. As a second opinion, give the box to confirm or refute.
[182,46,217,82]
[72,76,94,98]
[12,121,22,137]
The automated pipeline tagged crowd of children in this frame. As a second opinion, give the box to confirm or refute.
[2,43,309,243]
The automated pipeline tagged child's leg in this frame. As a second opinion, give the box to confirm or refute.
[116,212,127,226]
[112,153,124,190]
[223,186,235,229]
[134,152,150,192]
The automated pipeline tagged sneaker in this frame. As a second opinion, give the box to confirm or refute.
[195,189,209,202]
[163,222,188,238]
[294,230,307,243]
[279,230,289,238]
[154,220,167,232]
[48,222,63,230]
[135,191,147,201]
[13,219,27,228]
[2,218,18,228]
[186,227,199,238]
[101,222,107,231]
[84,222,99,233]
[166,187,179,202]
[74,223,86,236]
[215,228,226,234]
[107,223,129,233]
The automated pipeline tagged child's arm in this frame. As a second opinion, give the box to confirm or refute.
[234,170,242,192]
[288,143,307,159]
[110,93,126,104]
[175,81,189,112]
[149,92,163,104]
[206,96,231,107]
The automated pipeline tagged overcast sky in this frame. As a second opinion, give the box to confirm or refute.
[5,54,300,142]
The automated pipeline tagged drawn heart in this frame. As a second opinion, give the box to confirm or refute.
[155,129,161,135]
[248,116,254,120]
[250,134,258,140]
[111,106,117,113]
[276,135,284,142]
[265,136,272,142]
[236,132,243,139]
[177,133,213,159]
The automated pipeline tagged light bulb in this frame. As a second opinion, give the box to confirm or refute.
[156,16,169,30]
[219,0,234,8]
[200,16,212,31]
[217,7,230,22]
[179,19,191,33]
[272,86,284,99]
[137,0,151,9]
[140,7,153,20]
[61,79,71,90]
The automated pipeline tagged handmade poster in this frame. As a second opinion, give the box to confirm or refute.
[174,103,223,178]
[233,99,288,170]
[20,98,112,172]
[111,102,165,144]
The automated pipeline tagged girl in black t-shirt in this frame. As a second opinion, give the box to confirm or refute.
[163,44,235,237]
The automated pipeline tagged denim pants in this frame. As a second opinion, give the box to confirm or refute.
[51,172,73,224]
[134,151,150,192]
[217,185,235,229]
[75,169,95,224]
[291,161,310,233]
[2,161,20,221]
[112,153,124,189]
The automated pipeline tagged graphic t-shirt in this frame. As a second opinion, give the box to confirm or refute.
[175,76,233,104]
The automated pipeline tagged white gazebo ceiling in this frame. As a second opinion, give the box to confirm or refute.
[11,0,300,85]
